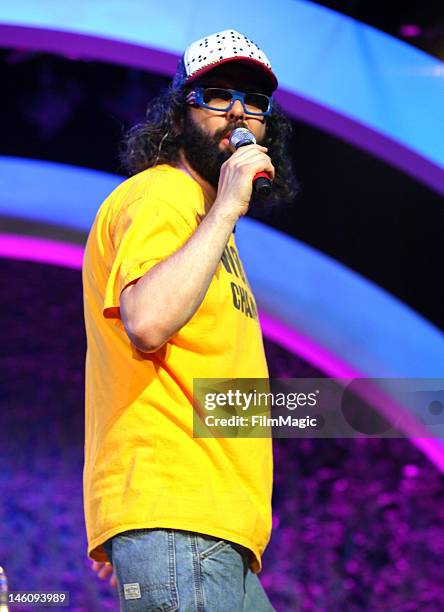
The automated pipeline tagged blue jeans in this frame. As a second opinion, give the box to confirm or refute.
[102,528,275,611]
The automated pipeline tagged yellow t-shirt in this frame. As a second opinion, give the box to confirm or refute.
[82,164,272,573]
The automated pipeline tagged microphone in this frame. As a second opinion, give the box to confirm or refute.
[229,128,272,197]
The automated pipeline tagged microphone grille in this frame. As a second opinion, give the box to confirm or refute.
[229,127,256,149]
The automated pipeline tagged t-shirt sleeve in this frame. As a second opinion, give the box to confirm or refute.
[103,197,194,318]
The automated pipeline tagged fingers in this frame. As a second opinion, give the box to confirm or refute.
[230,144,268,159]
[98,564,114,580]
[91,560,114,580]
[228,150,275,181]
[215,142,274,218]
[91,560,106,574]
[90,560,117,588]
[228,145,273,171]
[245,156,275,180]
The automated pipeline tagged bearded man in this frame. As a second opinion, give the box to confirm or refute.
[83,29,296,611]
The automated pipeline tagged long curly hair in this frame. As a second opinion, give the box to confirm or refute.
[121,84,299,205]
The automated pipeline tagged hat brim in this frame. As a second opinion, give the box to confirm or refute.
[185,56,278,93]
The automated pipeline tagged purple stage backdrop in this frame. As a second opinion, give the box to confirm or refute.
[2,259,444,611]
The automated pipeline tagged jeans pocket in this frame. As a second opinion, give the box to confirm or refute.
[198,536,231,561]
[195,533,250,565]
[196,534,247,611]
[110,529,179,611]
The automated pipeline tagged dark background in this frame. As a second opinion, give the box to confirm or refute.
[312,0,444,60]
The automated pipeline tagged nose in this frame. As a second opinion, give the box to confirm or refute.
[227,98,245,121]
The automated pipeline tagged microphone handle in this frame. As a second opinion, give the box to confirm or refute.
[235,141,272,196]
[253,171,272,196]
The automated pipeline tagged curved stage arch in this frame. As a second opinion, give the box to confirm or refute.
[0,0,443,193]
[1,156,442,377]
[1,157,444,470]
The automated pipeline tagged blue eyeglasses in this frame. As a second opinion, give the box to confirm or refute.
[186,87,273,117]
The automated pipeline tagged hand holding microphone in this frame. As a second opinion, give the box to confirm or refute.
[229,127,273,196]
[213,127,275,224]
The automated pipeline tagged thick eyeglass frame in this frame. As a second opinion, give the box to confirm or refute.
[186,87,273,117]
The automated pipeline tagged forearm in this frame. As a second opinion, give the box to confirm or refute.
[123,204,235,352]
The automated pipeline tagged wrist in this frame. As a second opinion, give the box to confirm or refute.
[208,198,239,229]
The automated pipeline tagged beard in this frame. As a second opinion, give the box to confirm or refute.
[182,116,262,190]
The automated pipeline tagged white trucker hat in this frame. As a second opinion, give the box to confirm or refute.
[172,29,278,92]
